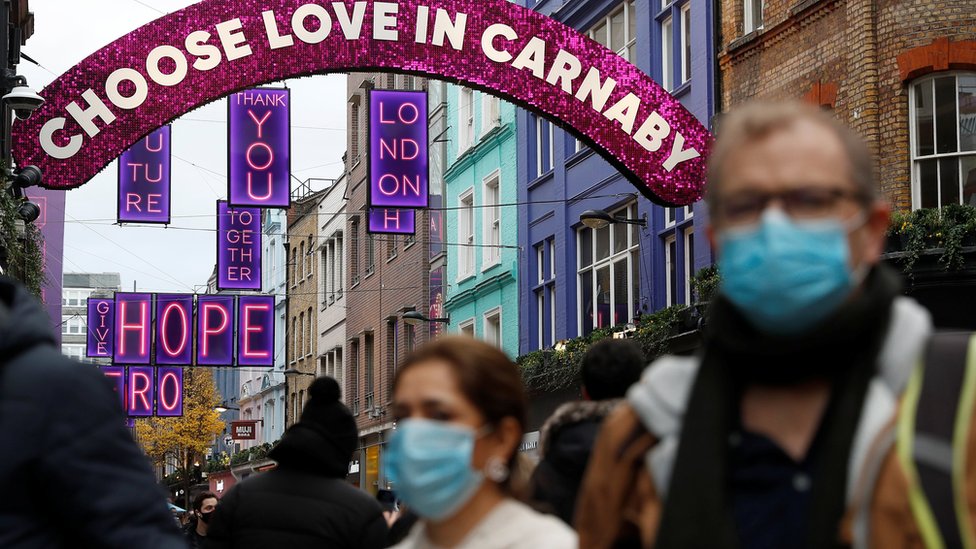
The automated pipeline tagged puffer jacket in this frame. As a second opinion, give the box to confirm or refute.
[576,296,974,548]
[0,277,185,548]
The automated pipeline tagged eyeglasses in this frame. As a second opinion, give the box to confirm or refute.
[715,187,867,226]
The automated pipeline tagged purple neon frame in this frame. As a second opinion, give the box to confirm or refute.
[13,0,710,206]
[127,366,155,417]
[156,367,185,417]
[228,88,291,208]
[196,295,236,366]
[155,294,195,365]
[237,295,275,367]
[368,207,416,235]
[86,297,115,358]
[114,293,153,365]
[368,89,429,210]
[217,201,263,291]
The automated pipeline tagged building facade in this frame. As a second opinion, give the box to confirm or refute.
[285,188,327,427]
[517,0,716,359]
[345,73,431,494]
[61,272,121,362]
[442,86,520,358]
[316,174,347,396]
[718,0,976,214]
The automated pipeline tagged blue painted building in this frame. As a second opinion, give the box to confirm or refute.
[518,0,716,353]
[443,87,520,358]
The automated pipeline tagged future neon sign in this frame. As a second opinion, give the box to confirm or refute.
[101,366,184,417]
[118,125,171,223]
[229,89,290,208]
[13,0,711,207]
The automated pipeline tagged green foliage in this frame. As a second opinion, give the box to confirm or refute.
[516,305,687,393]
[0,187,45,297]
[204,453,229,473]
[691,265,721,303]
[887,205,976,272]
[230,442,273,466]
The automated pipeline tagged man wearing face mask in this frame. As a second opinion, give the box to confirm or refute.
[185,491,217,548]
[577,102,976,548]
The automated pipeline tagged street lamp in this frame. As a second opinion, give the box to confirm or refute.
[283,368,316,377]
[402,311,450,326]
[579,209,647,230]
[214,402,240,413]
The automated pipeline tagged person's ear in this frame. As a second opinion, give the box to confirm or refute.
[492,416,522,459]
[856,200,890,266]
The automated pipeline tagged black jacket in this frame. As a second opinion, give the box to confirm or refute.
[0,278,185,548]
[205,427,388,548]
[529,399,620,525]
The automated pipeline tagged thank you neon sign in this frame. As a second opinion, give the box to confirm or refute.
[229,88,290,207]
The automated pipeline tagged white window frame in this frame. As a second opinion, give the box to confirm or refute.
[744,0,764,34]
[666,207,676,227]
[482,170,502,269]
[665,235,677,306]
[908,73,976,209]
[457,188,475,279]
[577,203,641,335]
[680,3,691,85]
[459,87,474,152]
[535,117,555,177]
[588,1,636,62]
[683,228,695,305]
[459,318,476,338]
[483,307,502,348]
[536,288,545,350]
[662,16,674,92]
[481,92,500,135]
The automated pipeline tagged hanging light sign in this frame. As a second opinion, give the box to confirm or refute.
[86,297,115,358]
[100,365,185,417]
[237,295,274,367]
[156,367,185,417]
[197,295,236,366]
[118,125,171,223]
[217,201,262,290]
[229,88,290,208]
[368,89,427,235]
[368,207,416,235]
[155,294,194,365]
[114,293,153,364]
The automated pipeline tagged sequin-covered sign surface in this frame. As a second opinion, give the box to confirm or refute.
[14,0,711,206]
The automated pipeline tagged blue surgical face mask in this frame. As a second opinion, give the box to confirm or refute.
[717,208,867,336]
[383,419,485,521]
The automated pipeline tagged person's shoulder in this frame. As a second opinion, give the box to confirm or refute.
[3,346,111,400]
[493,500,577,545]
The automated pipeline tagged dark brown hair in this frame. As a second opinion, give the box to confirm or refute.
[395,336,529,487]
[192,491,218,512]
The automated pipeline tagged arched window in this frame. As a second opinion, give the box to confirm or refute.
[910,73,976,208]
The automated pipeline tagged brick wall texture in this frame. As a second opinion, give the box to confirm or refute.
[719,0,976,211]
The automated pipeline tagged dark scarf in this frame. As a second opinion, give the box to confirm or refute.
[654,266,901,549]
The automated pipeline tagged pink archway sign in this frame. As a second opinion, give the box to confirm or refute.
[12,0,711,206]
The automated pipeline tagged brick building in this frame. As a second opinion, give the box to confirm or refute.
[344,73,431,494]
[284,187,328,427]
[718,0,976,212]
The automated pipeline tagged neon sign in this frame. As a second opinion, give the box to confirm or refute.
[229,89,290,207]
[13,0,711,207]
[155,294,194,365]
[87,298,115,358]
[197,295,235,365]
[369,90,428,209]
[114,293,152,364]
[217,201,262,290]
[368,207,416,235]
[237,295,274,367]
[118,125,171,223]
[102,366,126,410]
[127,366,155,417]
[156,367,185,417]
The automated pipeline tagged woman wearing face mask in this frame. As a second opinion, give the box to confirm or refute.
[385,336,577,549]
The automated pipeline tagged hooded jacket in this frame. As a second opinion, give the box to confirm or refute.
[0,278,185,548]
[529,399,620,525]
[205,384,387,549]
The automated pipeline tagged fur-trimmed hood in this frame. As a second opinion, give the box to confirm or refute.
[539,399,621,457]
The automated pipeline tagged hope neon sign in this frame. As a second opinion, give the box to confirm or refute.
[114,293,152,364]
[237,295,274,367]
[156,294,194,365]
[101,366,184,417]
[229,89,290,207]
[13,0,711,207]
[197,295,235,366]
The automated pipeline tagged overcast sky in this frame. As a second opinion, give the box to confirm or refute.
[19,0,348,293]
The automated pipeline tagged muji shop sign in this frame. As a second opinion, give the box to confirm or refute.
[93,293,274,366]
[228,89,290,208]
[14,0,711,206]
[369,89,427,235]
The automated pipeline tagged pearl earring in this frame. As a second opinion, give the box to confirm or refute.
[485,456,510,483]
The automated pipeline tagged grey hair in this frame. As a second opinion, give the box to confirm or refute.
[705,101,878,212]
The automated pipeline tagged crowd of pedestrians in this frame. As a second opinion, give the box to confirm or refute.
[3,100,976,548]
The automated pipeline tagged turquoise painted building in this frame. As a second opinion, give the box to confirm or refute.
[443,85,519,358]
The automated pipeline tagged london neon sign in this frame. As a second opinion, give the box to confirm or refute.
[13,0,710,206]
